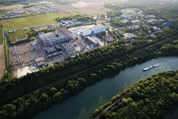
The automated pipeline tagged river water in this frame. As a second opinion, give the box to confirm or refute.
[34,57,178,119]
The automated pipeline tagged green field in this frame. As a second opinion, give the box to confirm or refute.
[0,26,3,44]
[0,13,73,31]
[8,29,30,43]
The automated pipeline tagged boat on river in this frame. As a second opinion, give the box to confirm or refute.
[143,64,159,71]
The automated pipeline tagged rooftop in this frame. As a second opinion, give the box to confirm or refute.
[35,57,45,62]
[59,27,72,35]
[87,36,98,44]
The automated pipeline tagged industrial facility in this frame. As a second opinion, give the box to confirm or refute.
[39,27,74,46]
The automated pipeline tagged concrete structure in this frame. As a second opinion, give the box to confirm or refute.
[87,36,99,46]
[81,29,92,36]
[92,25,106,34]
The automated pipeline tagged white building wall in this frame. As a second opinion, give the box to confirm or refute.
[81,30,92,36]
[92,27,106,34]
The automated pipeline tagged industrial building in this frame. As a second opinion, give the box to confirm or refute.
[87,36,99,46]
[35,57,45,68]
[39,27,74,46]
[55,27,73,42]
[92,25,106,34]
[81,29,92,36]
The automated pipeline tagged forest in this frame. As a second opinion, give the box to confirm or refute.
[91,70,178,119]
[104,0,178,20]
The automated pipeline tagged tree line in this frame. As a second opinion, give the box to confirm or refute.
[55,15,94,22]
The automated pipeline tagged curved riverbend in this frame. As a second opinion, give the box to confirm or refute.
[34,56,178,119]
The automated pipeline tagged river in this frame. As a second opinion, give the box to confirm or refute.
[34,56,178,119]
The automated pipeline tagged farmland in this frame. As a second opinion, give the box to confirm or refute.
[0,13,72,31]
[76,5,111,16]
[0,25,5,80]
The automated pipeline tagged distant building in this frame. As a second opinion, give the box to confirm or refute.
[92,25,106,34]
[61,20,71,25]
[121,14,132,19]
[131,19,141,23]
[120,19,129,23]
[147,15,156,18]
[9,15,21,19]
[75,21,82,25]
[123,33,137,39]
[153,26,160,31]
[166,19,175,27]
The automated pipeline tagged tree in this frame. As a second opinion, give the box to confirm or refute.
[53,92,63,102]
[40,93,48,101]
[50,87,57,94]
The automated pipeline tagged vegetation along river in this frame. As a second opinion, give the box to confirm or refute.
[34,56,178,119]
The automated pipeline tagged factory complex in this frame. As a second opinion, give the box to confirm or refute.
[9,24,106,77]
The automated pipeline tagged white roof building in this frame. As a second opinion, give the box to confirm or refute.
[120,19,129,23]
[81,29,92,36]
[123,33,137,39]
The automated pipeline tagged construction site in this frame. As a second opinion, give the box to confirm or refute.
[9,25,106,77]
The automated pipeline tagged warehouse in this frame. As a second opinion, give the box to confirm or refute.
[81,29,92,36]
[92,25,106,34]
[87,36,99,46]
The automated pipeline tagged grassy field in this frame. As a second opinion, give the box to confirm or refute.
[0,25,5,80]
[8,29,30,43]
[0,13,73,31]
[76,5,111,16]
[0,26,3,44]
